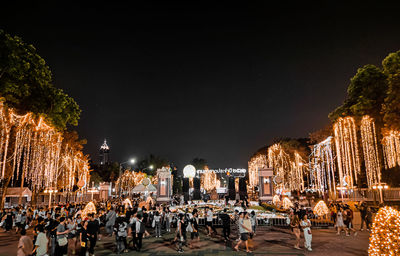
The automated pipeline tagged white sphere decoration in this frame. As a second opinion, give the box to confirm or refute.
[183,164,196,178]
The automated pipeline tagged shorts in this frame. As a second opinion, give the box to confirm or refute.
[191,231,199,239]
[240,233,248,241]
[206,221,213,227]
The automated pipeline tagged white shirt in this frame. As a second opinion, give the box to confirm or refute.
[35,232,48,256]
[206,210,213,222]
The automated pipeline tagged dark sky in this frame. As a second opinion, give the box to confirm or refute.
[2,2,400,168]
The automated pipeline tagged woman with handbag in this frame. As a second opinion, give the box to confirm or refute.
[56,217,70,256]
[300,215,312,251]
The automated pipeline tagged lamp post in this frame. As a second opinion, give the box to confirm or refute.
[44,188,58,208]
[372,183,389,204]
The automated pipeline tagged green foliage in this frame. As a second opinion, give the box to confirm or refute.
[191,158,207,170]
[382,51,400,131]
[136,154,169,176]
[0,30,80,130]
[329,65,387,122]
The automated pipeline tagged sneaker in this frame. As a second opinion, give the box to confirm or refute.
[354,232,358,236]
[308,248,312,251]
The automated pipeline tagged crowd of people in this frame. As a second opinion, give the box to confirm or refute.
[0,197,260,255]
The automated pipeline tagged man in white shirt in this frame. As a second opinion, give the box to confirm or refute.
[205,207,216,236]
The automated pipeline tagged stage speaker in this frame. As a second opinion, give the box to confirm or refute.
[228,176,235,200]
[193,177,201,200]
[183,178,189,193]
[239,178,247,200]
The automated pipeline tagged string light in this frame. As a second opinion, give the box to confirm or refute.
[272,194,281,205]
[81,201,97,219]
[368,206,400,256]
[201,166,218,191]
[360,116,381,188]
[313,200,329,216]
[248,153,267,188]
[382,130,400,169]
[282,197,293,209]
[0,102,91,193]
[333,117,361,188]
[116,171,146,193]
[310,136,336,194]
[267,144,305,191]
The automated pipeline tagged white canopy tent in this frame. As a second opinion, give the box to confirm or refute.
[132,184,157,193]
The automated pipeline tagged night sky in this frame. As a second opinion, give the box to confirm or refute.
[2,2,400,168]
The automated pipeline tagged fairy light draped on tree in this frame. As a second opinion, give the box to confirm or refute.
[360,116,381,188]
[81,201,97,219]
[201,170,218,191]
[382,130,400,169]
[248,153,267,188]
[333,117,361,188]
[267,144,305,191]
[368,206,400,256]
[0,102,91,192]
[313,200,329,216]
[282,197,293,209]
[116,171,146,193]
[310,136,336,193]
[272,194,281,205]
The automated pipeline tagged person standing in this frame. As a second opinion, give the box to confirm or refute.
[135,214,145,252]
[17,228,33,256]
[189,211,200,249]
[56,217,69,256]
[32,225,48,256]
[335,208,346,235]
[359,202,367,231]
[219,208,231,241]
[87,213,100,256]
[153,211,162,238]
[106,207,116,236]
[290,215,301,250]
[234,212,252,253]
[250,211,257,238]
[176,214,187,253]
[300,215,312,251]
[114,216,128,253]
[79,221,89,256]
[205,207,216,236]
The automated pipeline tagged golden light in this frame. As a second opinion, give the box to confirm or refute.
[360,116,381,189]
[81,201,97,219]
[248,153,267,188]
[313,200,329,216]
[382,130,400,169]
[310,136,336,194]
[333,116,361,188]
[368,206,400,255]
[272,194,281,205]
[282,197,293,209]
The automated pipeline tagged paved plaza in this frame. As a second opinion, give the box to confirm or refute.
[0,226,369,256]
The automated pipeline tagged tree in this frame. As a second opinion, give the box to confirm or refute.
[329,64,387,123]
[136,154,169,176]
[0,30,81,130]
[190,158,207,170]
[382,50,400,131]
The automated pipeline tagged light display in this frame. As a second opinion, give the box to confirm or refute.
[282,197,293,209]
[368,206,400,256]
[272,194,280,205]
[267,144,305,191]
[382,130,400,169]
[360,116,381,188]
[248,153,267,188]
[310,136,336,193]
[123,198,133,208]
[313,200,329,216]
[0,102,90,192]
[201,166,218,191]
[81,201,97,219]
[116,170,146,193]
[333,117,361,188]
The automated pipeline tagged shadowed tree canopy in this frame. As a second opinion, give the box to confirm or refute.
[328,64,387,123]
[0,30,81,130]
[136,154,170,176]
[382,50,400,131]
[191,158,207,170]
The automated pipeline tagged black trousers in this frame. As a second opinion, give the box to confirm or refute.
[222,225,230,240]
[129,232,137,249]
[136,233,143,251]
[89,234,97,254]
